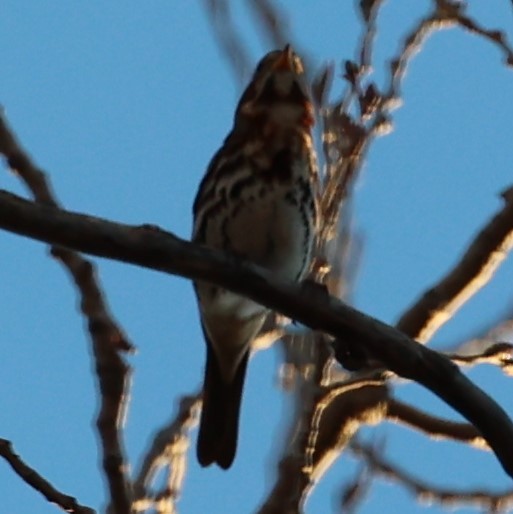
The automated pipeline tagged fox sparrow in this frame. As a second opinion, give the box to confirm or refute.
[192,45,318,469]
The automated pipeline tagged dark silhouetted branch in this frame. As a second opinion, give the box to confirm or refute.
[0,111,133,514]
[0,439,95,514]
[54,250,133,514]
[1,190,513,480]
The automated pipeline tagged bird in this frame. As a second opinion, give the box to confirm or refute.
[192,45,318,469]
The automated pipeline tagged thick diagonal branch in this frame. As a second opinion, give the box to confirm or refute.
[0,190,513,479]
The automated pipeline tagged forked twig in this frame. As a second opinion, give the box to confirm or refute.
[133,394,201,514]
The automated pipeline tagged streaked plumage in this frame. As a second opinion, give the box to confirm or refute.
[193,45,318,469]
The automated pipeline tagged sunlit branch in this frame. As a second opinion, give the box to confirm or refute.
[385,0,513,108]
[397,190,513,343]
[387,399,488,449]
[446,342,513,375]
[382,3,513,344]
[351,439,513,512]
[257,332,335,513]
[132,394,201,514]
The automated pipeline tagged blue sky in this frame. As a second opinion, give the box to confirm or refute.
[1,2,513,513]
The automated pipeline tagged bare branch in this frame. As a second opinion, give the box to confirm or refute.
[351,440,513,512]
[397,190,513,342]
[356,0,385,71]
[434,0,513,66]
[248,0,290,49]
[387,399,488,449]
[133,394,201,514]
[0,439,95,514]
[385,1,513,107]
[0,108,57,205]
[0,111,133,514]
[202,0,253,85]
[385,13,445,105]
[338,464,373,514]
[386,4,513,343]
[449,308,513,370]
[1,191,513,479]
[54,250,133,514]
[258,365,388,513]
[446,342,513,376]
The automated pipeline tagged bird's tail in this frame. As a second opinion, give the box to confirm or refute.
[197,344,249,469]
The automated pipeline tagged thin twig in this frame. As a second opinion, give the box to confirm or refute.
[388,4,513,343]
[248,0,290,49]
[202,0,253,85]
[446,342,513,375]
[351,440,513,512]
[434,0,513,66]
[338,463,373,514]
[0,439,95,514]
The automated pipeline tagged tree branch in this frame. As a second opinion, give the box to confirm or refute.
[257,375,388,513]
[132,393,201,513]
[387,399,487,449]
[0,110,134,514]
[0,439,95,514]
[1,190,513,479]
[397,188,513,342]
[202,0,253,85]
[351,439,513,512]
[446,342,513,375]
[53,250,133,514]
[249,0,291,50]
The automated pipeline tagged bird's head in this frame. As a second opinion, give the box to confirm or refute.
[235,45,314,128]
